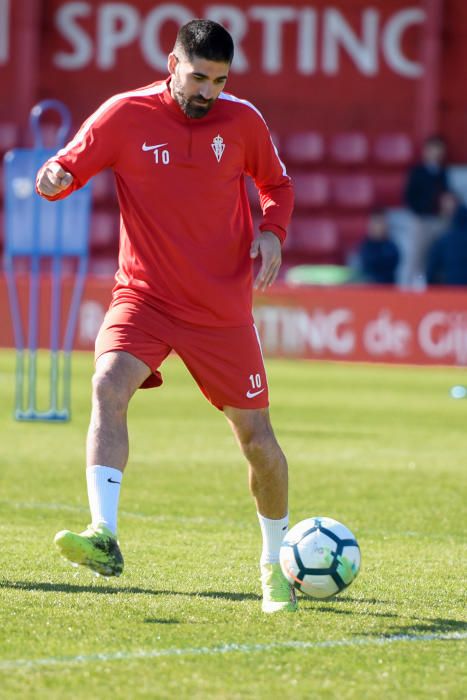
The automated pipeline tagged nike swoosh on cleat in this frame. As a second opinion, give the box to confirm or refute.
[141,142,168,151]
[246,388,265,399]
[107,478,121,484]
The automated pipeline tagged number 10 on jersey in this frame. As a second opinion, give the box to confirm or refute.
[154,149,170,165]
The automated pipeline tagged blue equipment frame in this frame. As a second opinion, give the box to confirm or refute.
[3,99,91,421]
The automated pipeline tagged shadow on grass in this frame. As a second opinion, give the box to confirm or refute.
[298,594,398,618]
[0,580,261,601]
[357,618,467,637]
[3,582,466,632]
[315,596,395,606]
[308,605,398,619]
[144,618,180,624]
[299,596,467,629]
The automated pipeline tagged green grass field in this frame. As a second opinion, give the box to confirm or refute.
[0,349,466,699]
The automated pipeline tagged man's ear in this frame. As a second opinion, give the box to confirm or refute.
[168,52,178,75]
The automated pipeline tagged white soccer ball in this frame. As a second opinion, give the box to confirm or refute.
[280,516,361,599]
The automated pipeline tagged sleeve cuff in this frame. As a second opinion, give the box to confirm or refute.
[259,223,287,245]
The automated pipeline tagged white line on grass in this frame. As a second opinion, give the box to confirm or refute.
[0,632,465,671]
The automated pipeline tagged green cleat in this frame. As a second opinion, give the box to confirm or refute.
[260,562,298,613]
[54,524,124,577]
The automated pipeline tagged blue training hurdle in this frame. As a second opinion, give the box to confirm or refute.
[3,99,92,421]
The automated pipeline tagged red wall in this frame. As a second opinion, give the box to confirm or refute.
[35,0,426,135]
[440,0,467,160]
[4,1,461,151]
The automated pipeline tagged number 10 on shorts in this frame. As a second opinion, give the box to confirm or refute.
[249,373,262,389]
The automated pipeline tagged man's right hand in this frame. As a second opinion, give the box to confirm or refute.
[36,161,74,197]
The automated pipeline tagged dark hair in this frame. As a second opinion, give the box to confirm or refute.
[174,19,234,64]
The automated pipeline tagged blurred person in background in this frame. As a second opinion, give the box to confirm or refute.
[426,192,467,285]
[401,135,449,287]
[357,208,400,284]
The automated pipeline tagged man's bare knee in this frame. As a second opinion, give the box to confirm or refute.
[241,426,277,462]
[91,370,130,415]
[91,352,151,414]
[226,409,281,466]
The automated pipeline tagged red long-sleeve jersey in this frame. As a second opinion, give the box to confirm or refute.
[38,78,294,326]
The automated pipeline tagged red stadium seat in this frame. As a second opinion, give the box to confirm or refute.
[0,122,18,153]
[330,132,369,164]
[90,210,119,252]
[333,175,374,208]
[292,173,331,207]
[373,173,404,206]
[373,133,414,165]
[337,216,368,250]
[92,169,116,205]
[287,217,339,254]
[282,131,325,165]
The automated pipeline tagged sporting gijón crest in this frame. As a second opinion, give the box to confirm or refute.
[211,134,225,162]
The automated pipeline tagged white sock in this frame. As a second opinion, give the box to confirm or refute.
[86,465,123,535]
[257,512,289,564]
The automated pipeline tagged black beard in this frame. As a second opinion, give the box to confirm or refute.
[172,80,214,119]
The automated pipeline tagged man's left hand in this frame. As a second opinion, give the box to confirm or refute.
[250,230,282,291]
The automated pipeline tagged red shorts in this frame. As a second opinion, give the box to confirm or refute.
[95,291,269,410]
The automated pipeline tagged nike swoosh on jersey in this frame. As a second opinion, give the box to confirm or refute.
[246,388,265,398]
[141,142,169,151]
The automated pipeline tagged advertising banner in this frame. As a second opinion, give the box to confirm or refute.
[42,0,426,130]
[254,284,467,365]
[1,275,467,366]
[37,0,426,133]
[2,2,467,158]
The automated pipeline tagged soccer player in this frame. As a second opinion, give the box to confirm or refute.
[36,20,295,613]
